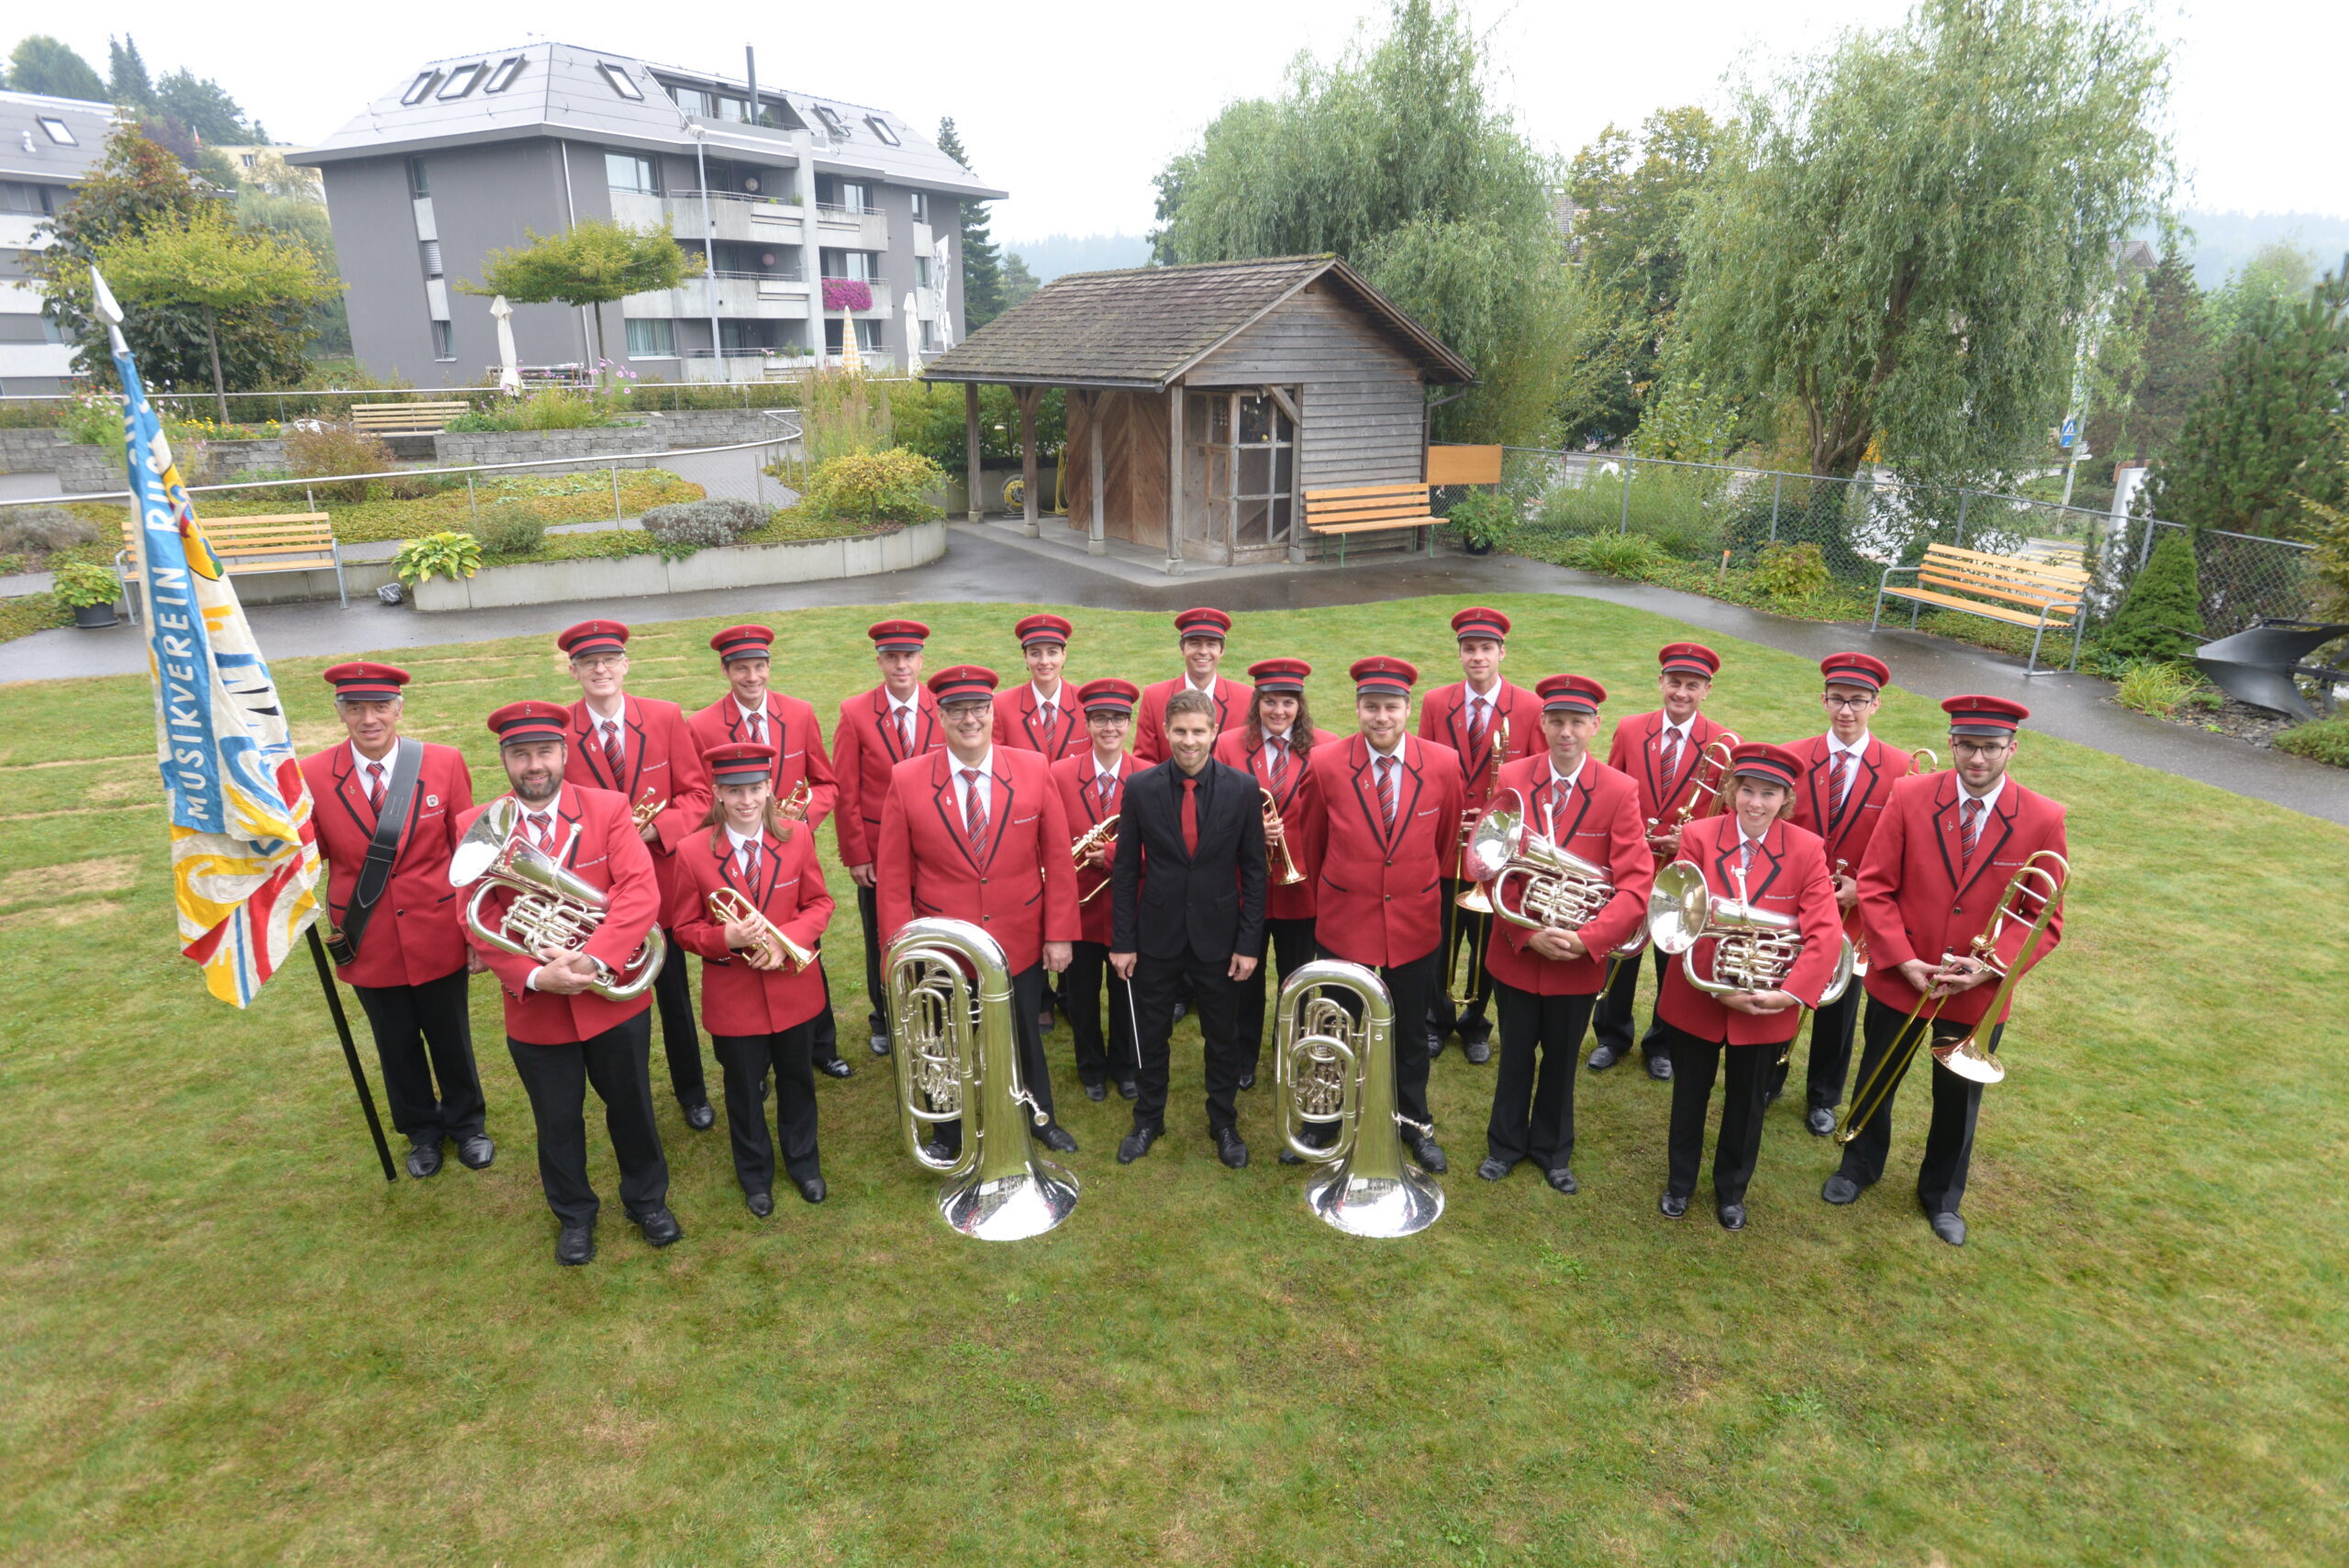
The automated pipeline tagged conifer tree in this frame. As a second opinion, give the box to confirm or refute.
[936,117,1004,330]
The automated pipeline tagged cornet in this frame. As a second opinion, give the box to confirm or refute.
[630,786,665,832]
[1070,816,1119,906]
[1261,788,1307,886]
[449,797,665,1000]
[707,884,811,972]
[1274,960,1444,1239]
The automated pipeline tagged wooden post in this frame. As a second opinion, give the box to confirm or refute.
[1018,386,1041,539]
[963,381,983,524]
[1086,393,1107,557]
[1164,383,1184,575]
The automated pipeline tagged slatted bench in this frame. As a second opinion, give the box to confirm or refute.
[1872,542,2091,675]
[1304,483,1435,564]
[351,401,471,436]
[117,512,348,618]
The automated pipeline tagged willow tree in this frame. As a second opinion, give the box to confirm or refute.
[460,218,702,383]
[1675,0,2173,484]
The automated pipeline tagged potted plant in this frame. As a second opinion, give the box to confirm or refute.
[53,562,125,628]
[1443,489,1517,556]
[392,531,484,587]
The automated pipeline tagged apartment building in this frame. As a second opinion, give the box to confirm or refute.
[299,42,1004,384]
[1,89,115,395]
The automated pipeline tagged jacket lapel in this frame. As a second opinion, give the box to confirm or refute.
[928,754,981,874]
[1749,820,1786,902]
[984,759,1015,873]
[622,704,651,799]
[556,785,585,868]
[332,743,378,838]
[1347,738,1390,847]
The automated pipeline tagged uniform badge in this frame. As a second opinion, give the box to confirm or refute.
[426,795,440,807]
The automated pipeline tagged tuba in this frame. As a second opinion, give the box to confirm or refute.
[1647,858,1853,1005]
[1274,960,1444,1239]
[707,884,811,972]
[449,797,665,1001]
[885,917,1078,1240]
[1465,788,1650,961]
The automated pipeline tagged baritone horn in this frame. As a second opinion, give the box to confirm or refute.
[1274,960,1444,1238]
[706,884,811,972]
[1261,788,1307,886]
[449,797,665,1001]
[885,917,1077,1240]
[1070,816,1119,906]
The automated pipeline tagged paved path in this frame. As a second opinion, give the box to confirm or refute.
[11,521,2343,827]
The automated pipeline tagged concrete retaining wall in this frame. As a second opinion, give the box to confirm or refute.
[431,428,656,472]
[0,430,119,494]
[623,409,801,447]
[412,520,943,611]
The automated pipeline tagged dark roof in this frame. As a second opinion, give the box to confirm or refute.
[921,255,1475,390]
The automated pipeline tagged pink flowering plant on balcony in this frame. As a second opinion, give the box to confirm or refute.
[822,278,874,313]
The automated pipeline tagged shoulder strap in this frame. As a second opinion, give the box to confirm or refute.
[328,738,423,963]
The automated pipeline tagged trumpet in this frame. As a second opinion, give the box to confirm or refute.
[450,797,665,1000]
[1274,959,1444,1239]
[630,787,665,832]
[1261,788,1307,886]
[1647,858,1854,1005]
[770,779,811,824]
[1645,730,1743,841]
[707,884,811,972]
[1071,815,1119,906]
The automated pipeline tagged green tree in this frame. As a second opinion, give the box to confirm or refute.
[2144,263,2348,538]
[2088,244,2215,472]
[8,36,106,100]
[2207,240,2320,342]
[107,35,153,106]
[1677,0,2173,484]
[936,118,1005,329]
[1147,0,1586,446]
[153,67,263,145]
[2099,529,2204,661]
[998,250,1040,315]
[460,218,703,383]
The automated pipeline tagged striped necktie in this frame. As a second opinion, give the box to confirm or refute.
[365,761,385,814]
[962,769,988,860]
[1960,796,1985,873]
[1376,755,1397,838]
[600,719,624,780]
[1829,749,1856,829]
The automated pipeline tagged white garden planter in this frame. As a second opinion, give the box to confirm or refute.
[410,521,943,611]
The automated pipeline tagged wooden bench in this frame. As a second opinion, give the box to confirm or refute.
[351,401,471,436]
[1304,483,1435,564]
[116,512,347,618]
[1872,542,2090,675]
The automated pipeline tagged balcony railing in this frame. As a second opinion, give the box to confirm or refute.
[820,275,888,295]
[707,269,807,284]
[669,188,802,206]
[815,202,878,217]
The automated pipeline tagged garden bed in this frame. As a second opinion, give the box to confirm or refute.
[412,520,944,611]
[58,470,708,547]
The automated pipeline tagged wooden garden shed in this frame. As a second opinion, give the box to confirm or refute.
[919,255,1475,572]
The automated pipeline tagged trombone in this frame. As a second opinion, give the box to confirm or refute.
[1261,787,1307,886]
[707,884,812,973]
[1070,816,1119,906]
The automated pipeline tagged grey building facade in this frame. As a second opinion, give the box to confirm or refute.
[298,43,1005,386]
[1,89,116,395]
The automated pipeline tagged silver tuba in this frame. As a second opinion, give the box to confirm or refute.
[885,917,1077,1240]
[448,797,665,1001]
[1647,859,1852,1005]
[1274,960,1444,1239]
[1465,788,1650,958]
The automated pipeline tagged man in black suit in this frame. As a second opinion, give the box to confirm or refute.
[1110,689,1269,1169]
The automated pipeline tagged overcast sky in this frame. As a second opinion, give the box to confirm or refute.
[43,0,2348,238]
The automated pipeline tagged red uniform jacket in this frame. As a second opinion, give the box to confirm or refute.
[1656,813,1842,1047]
[298,740,475,989]
[1857,773,2067,1029]
[1296,733,1464,969]
[1418,678,1543,828]
[992,681,1086,762]
[458,784,660,1045]
[1213,725,1337,923]
[1133,674,1253,764]
[1788,733,1915,953]
[1607,708,1732,832]
[1480,754,1653,997]
[832,684,944,868]
[875,748,1081,974]
[686,692,840,829]
[1050,749,1146,946]
[565,695,712,915]
[664,822,835,1037]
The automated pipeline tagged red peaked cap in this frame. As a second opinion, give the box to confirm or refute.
[1820,651,1890,691]
[1077,676,1140,714]
[1452,606,1511,642]
[1658,641,1720,677]
[1174,606,1231,640]
[1350,656,1419,698]
[1728,741,1804,791]
[323,662,408,702]
[710,624,775,662]
[1248,657,1310,694]
[928,665,999,705]
[867,618,930,652]
[1536,673,1606,714]
[1943,694,2029,734]
[485,700,570,747]
[703,742,776,784]
[557,619,629,659]
[1015,613,1073,648]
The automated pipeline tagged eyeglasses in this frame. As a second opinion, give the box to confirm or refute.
[1822,693,1876,709]
[1949,738,2012,758]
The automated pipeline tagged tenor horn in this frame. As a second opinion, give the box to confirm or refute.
[1647,859,1853,1005]
[449,797,665,1001]
[885,917,1077,1240]
[1274,960,1444,1239]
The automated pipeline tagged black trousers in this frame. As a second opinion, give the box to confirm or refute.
[856,883,888,1036]
[1765,983,1860,1111]
[650,927,706,1103]
[1486,981,1597,1172]
[1430,881,1497,1043]
[1064,939,1139,1089]
[807,949,842,1064]
[1234,917,1318,1079]
[1304,938,1439,1141]
[1835,995,2000,1217]
[351,966,484,1146]
[1658,1021,1773,1205]
[1592,946,1675,1064]
[1131,950,1247,1135]
[713,1022,821,1194]
[506,1011,669,1228]
[932,963,1056,1152]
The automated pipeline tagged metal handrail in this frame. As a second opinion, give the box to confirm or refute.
[707,270,807,284]
[667,188,801,206]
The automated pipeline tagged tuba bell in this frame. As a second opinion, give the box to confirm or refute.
[1647,859,1853,1005]
[885,917,1078,1240]
[1274,960,1444,1238]
[449,798,665,1001]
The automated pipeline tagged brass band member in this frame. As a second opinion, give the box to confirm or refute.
[1592,641,1731,1081]
[832,619,944,1056]
[1050,678,1146,1101]
[1211,657,1333,1091]
[558,619,717,1129]
[1108,689,1269,1168]
[993,613,1086,762]
[1421,606,1540,1063]
[1132,606,1251,764]
[297,662,489,1180]
[1653,742,1841,1230]
[666,743,836,1215]
[1826,695,2067,1246]
[1475,674,1653,1194]
[464,701,678,1266]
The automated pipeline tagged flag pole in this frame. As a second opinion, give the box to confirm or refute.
[306,926,397,1183]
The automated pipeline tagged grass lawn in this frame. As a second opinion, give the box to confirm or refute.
[2,594,2343,1566]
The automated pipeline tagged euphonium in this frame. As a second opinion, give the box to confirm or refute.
[1647,859,1853,1005]
[449,797,665,1001]
[1274,959,1444,1239]
[706,884,812,972]
[1070,815,1119,906]
[885,917,1077,1240]
[1261,788,1307,886]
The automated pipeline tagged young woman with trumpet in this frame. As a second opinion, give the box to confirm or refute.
[1050,678,1148,1102]
[665,743,838,1215]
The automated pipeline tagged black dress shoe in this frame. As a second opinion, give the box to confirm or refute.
[1040,1124,1078,1155]
[1237,1071,1255,1091]
[1807,1106,1837,1137]
[636,1207,684,1247]
[1277,1147,1308,1165]
[1083,1080,1108,1102]
[797,1176,828,1205]
[817,1058,853,1080]
[1930,1211,1966,1246]
[1039,1008,1057,1036]
[745,1189,774,1218]
[1546,1167,1577,1195]
[1117,1077,1139,1101]
[870,1030,892,1057]
[555,1224,596,1265]
[922,1140,959,1164]
[455,1133,495,1170]
[406,1140,442,1179]
[1718,1201,1746,1230]
[1427,1031,1448,1060]
[1644,1054,1674,1082]
[1462,1035,1493,1065]
[1215,1127,1249,1169]
[1586,1042,1622,1072]
[681,1098,717,1130]
[1659,1192,1689,1218]
[1117,1125,1162,1164]
[1409,1134,1448,1174]
[1172,1000,1187,1023]
[1821,1173,1863,1205]
[1764,1084,1783,1105]
[1475,1156,1512,1182]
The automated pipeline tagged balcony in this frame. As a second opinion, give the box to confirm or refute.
[814,204,890,250]
[819,277,891,316]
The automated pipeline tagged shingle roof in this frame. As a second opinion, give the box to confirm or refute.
[0,89,115,185]
[922,256,1475,390]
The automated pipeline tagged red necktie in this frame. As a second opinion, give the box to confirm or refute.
[1039,698,1056,736]
[1960,796,1984,873]
[1658,728,1683,795]
[601,719,624,780]
[529,812,555,854]
[746,709,764,743]
[738,840,760,883]
[365,762,385,814]
[1546,774,1570,828]
[961,768,988,860]
[896,706,913,755]
[1097,769,1118,811]
[1466,696,1488,756]
[1376,755,1397,838]
[1180,776,1200,854]
[1266,736,1288,790]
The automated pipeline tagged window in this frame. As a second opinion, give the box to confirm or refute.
[915,256,932,289]
[484,56,525,93]
[811,106,848,139]
[824,318,883,352]
[1185,388,1297,553]
[419,240,444,279]
[38,117,77,146]
[817,176,871,213]
[400,72,441,106]
[920,317,941,353]
[0,182,50,215]
[605,150,660,195]
[407,157,430,198]
[864,117,900,146]
[908,191,928,225]
[597,62,644,100]
[625,318,676,357]
[430,320,454,361]
[438,63,484,98]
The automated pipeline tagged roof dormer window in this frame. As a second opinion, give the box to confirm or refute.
[864,117,900,146]
[597,61,644,101]
[484,56,525,93]
[400,71,441,106]
[439,63,485,98]
[812,106,848,138]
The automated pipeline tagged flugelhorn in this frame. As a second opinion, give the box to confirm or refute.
[885,917,1077,1240]
[1646,730,1743,840]
[707,884,811,972]
[450,797,665,1000]
[770,779,811,824]
[1261,787,1307,886]
[1647,858,1853,1005]
[1071,815,1119,906]
[1274,960,1444,1239]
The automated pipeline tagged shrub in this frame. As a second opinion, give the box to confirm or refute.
[284,424,396,502]
[473,499,547,557]
[1553,530,1666,579]
[640,496,771,559]
[392,531,482,585]
[51,562,123,608]
[2275,717,2349,768]
[1442,489,1517,551]
[1752,540,1831,599]
[378,469,457,501]
[2099,530,2205,662]
[59,392,121,446]
[2111,660,2210,719]
[0,506,102,562]
[801,448,944,527]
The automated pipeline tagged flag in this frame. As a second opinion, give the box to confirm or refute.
[100,267,324,1006]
